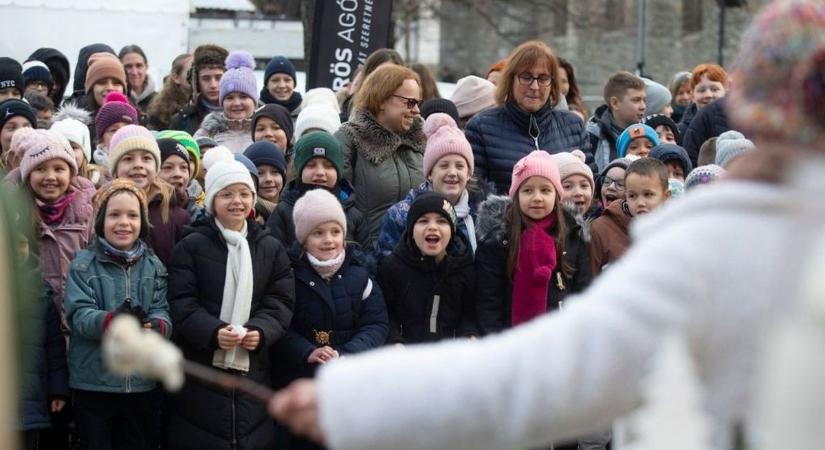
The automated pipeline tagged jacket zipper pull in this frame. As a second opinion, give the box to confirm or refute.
[556,272,566,291]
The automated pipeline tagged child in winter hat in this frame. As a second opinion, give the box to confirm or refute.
[551,150,595,216]
[450,75,496,125]
[617,123,660,158]
[244,141,287,220]
[95,92,138,148]
[22,60,53,97]
[0,99,37,163]
[650,143,693,181]
[220,50,258,105]
[641,78,672,116]
[294,105,342,140]
[643,114,681,144]
[714,130,755,169]
[684,164,726,191]
[509,150,563,198]
[0,57,24,101]
[51,116,92,171]
[260,55,301,112]
[292,188,347,246]
[107,125,160,177]
[157,138,191,194]
[204,159,257,215]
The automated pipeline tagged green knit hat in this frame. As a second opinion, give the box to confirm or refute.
[156,130,201,176]
[293,131,344,178]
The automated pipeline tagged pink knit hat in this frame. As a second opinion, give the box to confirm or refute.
[450,75,496,120]
[107,125,161,174]
[422,113,474,177]
[14,127,78,181]
[292,188,347,244]
[94,92,138,143]
[84,53,126,94]
[550,150,594,190]
[509,150,563,198]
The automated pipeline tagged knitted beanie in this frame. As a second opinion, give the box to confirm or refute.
[220,51,258,105]
[450,75,496,119]
[406,191,457,236]
[0,57,24,95]
[51,117,92,163]
[642,78,672,116]
[95,92,138,143]
[264,56,297,85]
[234,153,259,181]
[292,188,347,244]
[302,88,340,113]
[420,98,460,123]
[107,125,160,174]
[202,145,234,171]
[204,159,257,215]
[293,131,344,178]
[158,138,190,171]
[156,129,201,176]
[196,136,219,151]
[94,178,150,239]
[244,141,287,179]
[685,164,726,190]
[550,150,594,190]
[650,143,693,175]
[715,130,755,168]
[14,128,78,181]
[0,99,37,130]
[726,0,825,150]
[84,53,126,93]
[422,113,474,177]
[509,150,563,198]
[294,104,342,139]
[22,60,53,90]
[643,114,681,144]
[252,104,294,144]
[617,123,660,157]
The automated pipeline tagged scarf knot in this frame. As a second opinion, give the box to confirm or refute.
[511,215,558,326]
[36,189,76,225]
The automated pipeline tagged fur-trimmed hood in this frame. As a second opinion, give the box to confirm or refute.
[475,195,590,244]
[337,109,426,165]
[197,111,253,136]
[54,102,93,124]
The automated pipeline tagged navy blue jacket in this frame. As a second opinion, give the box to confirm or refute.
[682,97,730,166]
[465,101,587,195]
[274,244,388,382]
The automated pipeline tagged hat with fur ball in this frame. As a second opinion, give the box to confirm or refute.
[292,188,347,244]
[422,113,474,177]
[509,150,563,198]
[550,150,594,191]
[204,159,256,215]
[220,50,258,105]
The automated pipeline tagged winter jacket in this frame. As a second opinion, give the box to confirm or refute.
[465,101,587,195]
[37,178,96,334]
[589,199,632,276]
[378,231,477,344]
[583,104,626,173]
[168,99,212,135]
[266,181,369,250]
[28,48,71,106]
[166,217,294,450]
[335,109,426,248]
[194,111,254,154]
[374,182,485,261]
[682,97,731,167]
[676,103,699,137]
[474,196,592,335]
[274,244,387,382]
[145,191,191,267]
[20,282,68,430]
[63,240,172,393]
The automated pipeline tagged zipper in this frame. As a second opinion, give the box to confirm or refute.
[529,114,540,150]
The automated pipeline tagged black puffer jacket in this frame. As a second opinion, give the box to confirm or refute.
[681,97,730,166]
[167,217,295,450]
[266,181,369,250]
[473,196,592,335]
[378,231,477,344]
[465,101,587,195]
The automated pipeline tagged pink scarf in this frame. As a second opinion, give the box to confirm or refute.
[35,189,77,225]
[511,215,557,326]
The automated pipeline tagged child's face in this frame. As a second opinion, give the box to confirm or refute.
[213,183,254,231]
[301,157,337,189]
[655,125,677,144]
[70,142,85,169]
[1,116,32,152]
[561,174,593,216]
[92,77,125,107]
[223,92,256,121]
[103,192,142,251]
[428,154,470,204]
[101,122,128,150]
[412,212,451,262]
[0,87,21,103]
[675,82,692,106]
[29,159,71,203]
[253,117,289,151]
[305,221,345,261]
[518,176,557,221]
[601,167,626,207]
[36,108,53,129]
[115,150,157,190]
[257,164,284,203]
[625,173,670,216]
[611,88,646,127]
[159,155,190,191]
[692,75,726,109]
[665,161,686,182]
[627,138,655,158]
[25,81,50,97]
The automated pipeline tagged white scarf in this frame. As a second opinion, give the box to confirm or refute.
[454,190,477,253]
[212,219,254,372]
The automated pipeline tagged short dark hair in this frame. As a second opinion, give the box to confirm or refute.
[24,92,54,112]
[603,71,645,105]
[625,157,668,191]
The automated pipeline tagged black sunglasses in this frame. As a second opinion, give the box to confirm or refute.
[392,94,423,109]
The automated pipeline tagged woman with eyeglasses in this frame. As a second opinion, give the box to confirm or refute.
[465,41,588,196]
[335,64,427,248]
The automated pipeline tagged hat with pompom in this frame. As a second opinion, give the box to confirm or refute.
[202,145,234,171]
[220,50,258,105]
[94,92,138,143]
[509,150,562,198]
[14,127,78,181]
[550,150,594,191]
[51,117,92,163]
[422,113,474,177]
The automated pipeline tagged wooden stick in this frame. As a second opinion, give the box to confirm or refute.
[181,360,275,403]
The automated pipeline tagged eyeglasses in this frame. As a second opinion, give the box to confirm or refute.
[603,176,625,190]
[517,73,553,87]
[392,94,423,110]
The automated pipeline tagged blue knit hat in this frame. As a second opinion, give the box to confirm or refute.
[219,50,258,105]
[244,141,287,179]
[22,60,53,90]
[617,123,660,157]
[264,56,296,85]
[650,143,692,175]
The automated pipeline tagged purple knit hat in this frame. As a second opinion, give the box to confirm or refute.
[14,127,78,181]
[509,150,563,198]
[422,113,474,177]
[95,92,138,143]
[219,51,259,105]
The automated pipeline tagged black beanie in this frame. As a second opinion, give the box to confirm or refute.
[643,114,681,144]
[157,138,191,170]
[420,98,460,124]
[0,57,24,96]
[0,99,37,130]
[406,191,457,236]
[252,104,294,144]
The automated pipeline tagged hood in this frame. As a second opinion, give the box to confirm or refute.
[130,74,157,104]
[28,47,71,104]
[71,43,116,96]
[601,199,632,235]
[337,109,426,165]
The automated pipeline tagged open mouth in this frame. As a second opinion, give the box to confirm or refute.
[604,193,618,203]
[113,229,133,238]
[424,234,441,245]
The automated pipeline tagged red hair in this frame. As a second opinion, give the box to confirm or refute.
[690,64,728,89]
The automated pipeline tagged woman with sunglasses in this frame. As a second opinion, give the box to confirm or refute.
[335,64,427,248]
[465,41,588,196]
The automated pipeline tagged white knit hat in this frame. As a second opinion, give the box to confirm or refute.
[294,104,342,139]
[204,160,257,215]
[202,145,234,171]
[451,75,496,119]
[51,118,92,163]
[715,130,755,169]
[302,88,341,113]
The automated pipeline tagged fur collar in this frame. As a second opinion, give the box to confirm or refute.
[475,195,591,244]
[338,109,426,165]
[198,111,252,135]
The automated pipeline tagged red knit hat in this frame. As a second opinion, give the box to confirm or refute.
[509,151,563,198]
